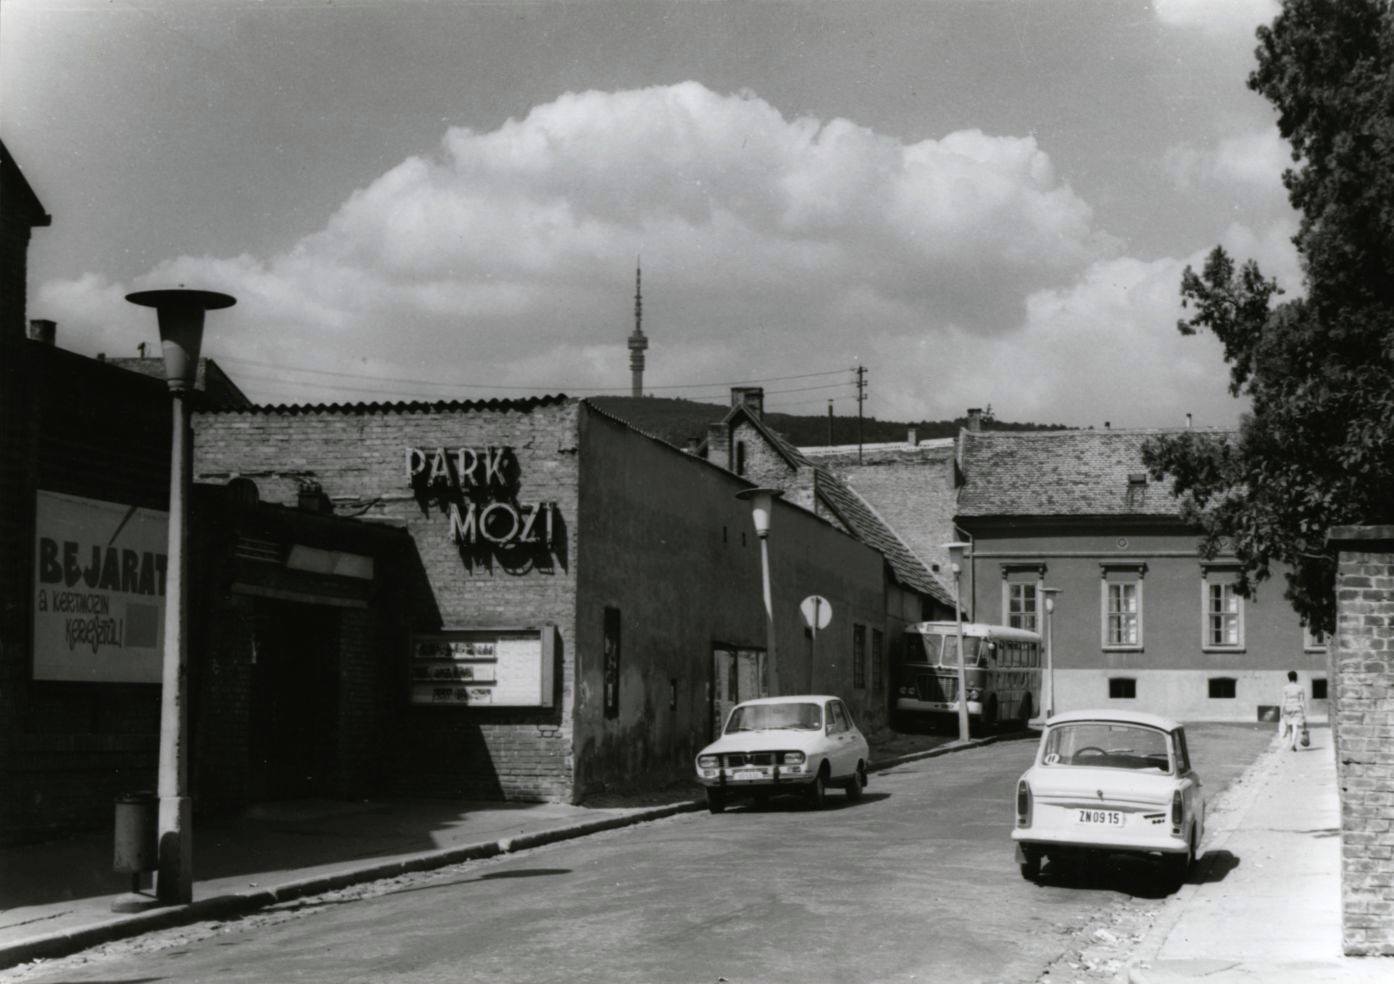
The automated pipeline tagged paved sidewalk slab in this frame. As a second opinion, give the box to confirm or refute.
[1126,726,1392,984]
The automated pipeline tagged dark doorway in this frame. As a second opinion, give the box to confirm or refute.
[252,600,341,800]
[710,645,766,739]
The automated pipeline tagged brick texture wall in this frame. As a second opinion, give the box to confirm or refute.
[193,400,581,803]
[1329,526,1394,957]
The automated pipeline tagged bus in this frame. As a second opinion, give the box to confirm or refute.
[894,621,1042,731]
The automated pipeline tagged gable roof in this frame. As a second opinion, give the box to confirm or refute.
[814,465,954,606]
[589,396,952,606]
[0,139,50,228]
[956,428,1229,518]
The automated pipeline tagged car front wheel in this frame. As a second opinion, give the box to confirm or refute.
[706,788,725,814]
[807,770,827,809]
[844,763,867,801]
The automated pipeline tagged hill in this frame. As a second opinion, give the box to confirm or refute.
[585,396,1067,449]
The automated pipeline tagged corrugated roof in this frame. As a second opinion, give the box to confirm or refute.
[956,428,1231,517]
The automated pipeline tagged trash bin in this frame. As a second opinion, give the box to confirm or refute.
[113,791,157,880]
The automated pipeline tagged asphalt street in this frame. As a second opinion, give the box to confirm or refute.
[3,724,1272,984]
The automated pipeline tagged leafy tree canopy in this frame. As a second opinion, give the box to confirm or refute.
[1142,0,1394,634]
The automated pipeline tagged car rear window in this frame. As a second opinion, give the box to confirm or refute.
[726,703,823,732]
[1041,722,1172,773]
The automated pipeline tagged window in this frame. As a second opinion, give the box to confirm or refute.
[1174,729,1191,773]
[852,624,867,689]
[602,607,622,719]
[734,441,747,476]
[1001,565,1045,633]
[871,629,884,692]
[1208,677,1237,699]
[1100,565,1145,649]
[1303,625,1327,652]
[1205,581,1244,649]
[1312,678,1328,700]
[1109,677,1137,699]
[827,700,850,734]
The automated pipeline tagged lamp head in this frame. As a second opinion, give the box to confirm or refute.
[126,289,235,392]
[736,486,783,538]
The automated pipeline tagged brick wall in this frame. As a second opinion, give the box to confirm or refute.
[193,400,581,803]
[1328,526,1394,957]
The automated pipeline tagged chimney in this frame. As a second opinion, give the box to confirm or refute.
[966,408,983,432]
[26,319,55,345]
[297,480,330,514]
[1105,421,1111,430]
[907,427,917,447]
[731,386,764,419]
[1186,413,1193,430]
[684,436,701,455]
[706,423,730,469]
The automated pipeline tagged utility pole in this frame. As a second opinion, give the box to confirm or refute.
[854,365,867,463]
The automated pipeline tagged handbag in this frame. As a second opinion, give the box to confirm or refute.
[1301,724,1311,748]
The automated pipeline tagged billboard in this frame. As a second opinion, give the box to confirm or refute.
[32,491,168,683]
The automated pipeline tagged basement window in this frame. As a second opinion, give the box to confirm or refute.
[1208,677,1237,699]
[1108,678,1137,699]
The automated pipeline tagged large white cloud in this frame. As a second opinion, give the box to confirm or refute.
[37,80,1283,429]
[1165,128,1293,210]
[1154,0,1279,36]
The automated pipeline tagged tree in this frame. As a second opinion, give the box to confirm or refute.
[1142,0,1394,635]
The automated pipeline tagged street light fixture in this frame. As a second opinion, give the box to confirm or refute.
[126,288,235,906]
[737,487,783,696]
[1043,588,1061,720]
[942,540,972,742]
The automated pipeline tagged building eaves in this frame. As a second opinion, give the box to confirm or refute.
[196,394,573,416]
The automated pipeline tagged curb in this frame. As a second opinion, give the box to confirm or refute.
[0,801,701,973]
[0,734,1013,973]
[1122,732,1289,984]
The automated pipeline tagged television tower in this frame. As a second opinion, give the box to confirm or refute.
[628,260,648,398]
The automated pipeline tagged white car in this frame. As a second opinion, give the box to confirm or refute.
[695,695,871,813]
[1011,710,1205,888]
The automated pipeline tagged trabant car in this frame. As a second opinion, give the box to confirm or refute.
[1012,710,1204,889]
[695,695,870,813]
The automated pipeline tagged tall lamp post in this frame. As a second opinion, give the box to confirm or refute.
[942,541,971,742]
[1043,588,1061,720]
[127,288,235,905]
[737,487,783,696]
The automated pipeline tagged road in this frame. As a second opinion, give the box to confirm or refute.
[5,725,1272,984]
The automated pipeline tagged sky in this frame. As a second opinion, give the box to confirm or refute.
[1,0,1299,427]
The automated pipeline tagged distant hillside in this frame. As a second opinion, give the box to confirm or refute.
[586,396,1067,449]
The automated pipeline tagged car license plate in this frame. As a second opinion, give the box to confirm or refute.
[1077,809,1124,826]
[731,770,764,781]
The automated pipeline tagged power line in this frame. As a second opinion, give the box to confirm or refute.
[215,353,850,393]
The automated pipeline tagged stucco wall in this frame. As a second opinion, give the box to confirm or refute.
[572,408,894,796]
[960,520,1319,723]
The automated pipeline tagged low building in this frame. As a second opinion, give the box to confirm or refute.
[954,426,1327,722]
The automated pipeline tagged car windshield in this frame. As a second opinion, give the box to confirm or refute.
[1041,722,1173,773]
[725,702,823,733]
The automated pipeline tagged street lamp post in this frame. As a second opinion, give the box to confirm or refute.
[942,541,971,742]
[737,487,783,696]
[1043,588,1061,719]
[126,288,235,906]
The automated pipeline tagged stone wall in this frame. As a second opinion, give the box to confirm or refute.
[1328,525,1394,957]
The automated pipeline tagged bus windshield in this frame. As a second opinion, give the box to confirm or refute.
[913,633,982,667]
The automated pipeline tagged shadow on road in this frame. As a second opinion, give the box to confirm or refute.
[1035,848,1238,900]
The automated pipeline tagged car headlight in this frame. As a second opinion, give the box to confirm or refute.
[698,755,719,769]
[782,751,805,765]
[967,688,982,701]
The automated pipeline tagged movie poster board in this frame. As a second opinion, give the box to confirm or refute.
[32,491,168,683]
[408,626,555,707]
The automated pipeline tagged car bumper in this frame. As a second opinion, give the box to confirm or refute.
[1011,826,1190,856]
[696,772,818,790]
[895,697,984,716]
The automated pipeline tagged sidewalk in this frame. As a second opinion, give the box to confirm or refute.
[1126,725,1391,983]
[0,729,986,972]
